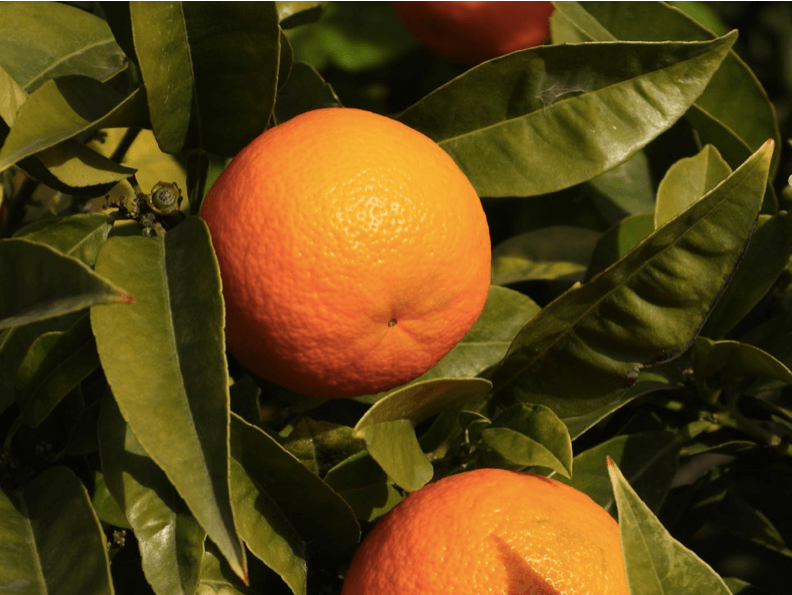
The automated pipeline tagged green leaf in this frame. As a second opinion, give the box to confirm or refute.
[324,451,403,522]
[90,216,245,580]
[0,238,130,330]
[131,2,281,155]
[586,150,656,224]
[608,458,732,595]
[0,77,144,173]
[197,543,254,595]
[585,213,654,280]
[553,1,781,175]
[723,577,772,595]
[356,419,433,492]
[489,140,773,417]
[276,1,327,29]
[655,145,732,229]
[563,432,680,515]
[230,414,360,557]
[702,214,792,339]
[398,34,735,197]
[99,396,206,595]
[230,458,308,595]
[0,65,27,125]
[91,470,131,530]
[481,404,573,477]
[284,418,365,476]
[0,466,114,595]
[689,337,792,387]
[14,313,98,428]
[413,286,540,382]
[274,62,342,124]
[13,213,111,266]
[491,226,600,285]
[0,2,127,92]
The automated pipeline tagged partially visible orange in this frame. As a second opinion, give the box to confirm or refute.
[341,468,629,594]
[393,1,555,65]
[200,107,490,399]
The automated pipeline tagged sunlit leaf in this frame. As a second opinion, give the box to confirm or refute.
[13,213,111,266]
[608,458,733,594]
[489,141,773,417]
[356,419,433,492]
[0,2,127,92]
[585,213,654,280]
[0,466,114,595]
[91,216,245,579]
[399,34,735,197]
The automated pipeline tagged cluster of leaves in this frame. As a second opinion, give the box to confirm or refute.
[1,2,791,594]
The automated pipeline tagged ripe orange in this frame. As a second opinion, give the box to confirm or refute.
[341,468,629,595]
[200,107,491,399]
[393,1,555,65]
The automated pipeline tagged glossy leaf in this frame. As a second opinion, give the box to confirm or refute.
[0,2,127,92]
[0,238,129,330]
[689,337,792,387]
[99,396,206,595]
[14,313,98,428]
[398,34,735,197]
[491,226,601,285]
[0,78,144,173]
[489,140,773,417]
[482,404,573,477]
[324,452,403,522]
[356,419,433,492]
[91,216,245,580]
[655,144,731,229]
[608,458,732,595]
[413,286,540,382]
[562,432,680,515]
[230,414,360,557]
[553,1,780,175]
[0,466,113,595]
[13,213,111,266]
[229,458,307,595]
[131,2,280,156]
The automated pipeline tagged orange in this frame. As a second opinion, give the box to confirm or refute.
[341,468,629,595]
[200,107,491,399]
[393,1,555,65]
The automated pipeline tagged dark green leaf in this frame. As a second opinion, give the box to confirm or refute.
[131,2,281,155]
[274,62,342,124]
[491,226,600,285]
[276,1,327,29]
[0,466,113,595]
[655,144,732,229]
[13,213,111,266]
[489,140,773,417]
[723,577,774,594]
[198,543,255,595]
[0,65,27,125]
[553,1,781,175]
[14,313,98,428]
[702,215,792,339]
[0,77,144,172]
[586,150,656,224]
[356,419,433,492]
[689,337,792,387]
[563,432,680,515]
[0,238,129,330]
[413,286,540,382]
[585,213,654,280]
[398,34,735,197]
[608,458,733,594]
[91,470,131,530]
[0,2,127,92]
[99,396,206,595]
[284,418,365,476]
[324,451,403,522]
[229,458,307,595]
[91,216,245,579]
[230,414,360,557]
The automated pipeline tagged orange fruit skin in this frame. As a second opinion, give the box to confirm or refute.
[393,1,555,65]
[200,108,490,399]
[341,468,629,595]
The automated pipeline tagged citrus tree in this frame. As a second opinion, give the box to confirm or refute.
[1,2,791,594]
